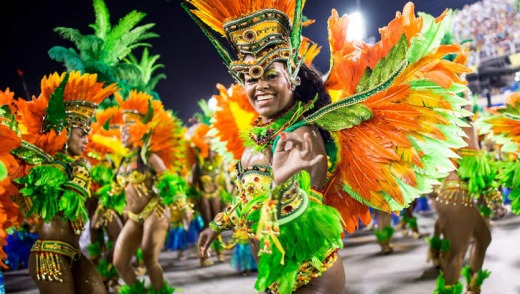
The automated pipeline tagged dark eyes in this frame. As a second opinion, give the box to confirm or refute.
[245,72,278,84]
[245,77,258,84]
[266,72,279,79]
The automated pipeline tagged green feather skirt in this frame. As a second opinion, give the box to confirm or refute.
[247,201,343,294]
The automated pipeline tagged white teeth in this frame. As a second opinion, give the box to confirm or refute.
[257,94,274,101]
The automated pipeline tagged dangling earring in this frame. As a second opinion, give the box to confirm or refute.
[290,77,301,90]
[65,127,71,154]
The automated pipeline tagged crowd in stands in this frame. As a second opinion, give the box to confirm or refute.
[452,0,520,64]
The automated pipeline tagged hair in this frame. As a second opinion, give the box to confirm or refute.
[293,64,332,143]
[136,149,148,173]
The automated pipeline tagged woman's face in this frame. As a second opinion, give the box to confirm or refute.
[67,127,88,156]
[243,60,294,120]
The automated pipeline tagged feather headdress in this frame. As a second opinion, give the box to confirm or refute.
[0,125,23,268]
[84,106,127,165]
[183,0,309,85]
[117,90,188,174]
[16,71,118,155]
[0,89,23,268]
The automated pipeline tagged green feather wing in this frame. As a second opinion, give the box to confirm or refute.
[307,35,409,131]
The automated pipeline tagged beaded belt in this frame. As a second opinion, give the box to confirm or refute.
[30,239,81,282]
[437,180,472,207]
[125,197,165,224]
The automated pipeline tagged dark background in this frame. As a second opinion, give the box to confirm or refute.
[0,0,478,122]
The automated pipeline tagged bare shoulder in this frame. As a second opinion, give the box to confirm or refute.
[463,123,480,150]
[147,152,167,174]
[241,147,271,168]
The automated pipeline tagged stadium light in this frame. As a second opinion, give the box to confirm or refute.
[347,11,366,41]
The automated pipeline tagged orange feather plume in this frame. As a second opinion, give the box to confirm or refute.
[211,83,255,160]
[190,123,211,159]
[506,92,520,106]
[324,9,367,100]
[186,0,300,36]
[84,106,123,164]
[370,2,423,67]
[118,91,188,174]
[15,94,68,156]
[321,3,470,230]
[0,88,17,115]
[487,116,520,146]
[0,124,23,268]
[16,71,117,155]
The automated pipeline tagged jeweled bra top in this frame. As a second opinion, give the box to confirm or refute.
[116,154,154,198]
[235,162,309,224]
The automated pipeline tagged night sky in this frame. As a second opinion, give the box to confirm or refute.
[0,0,478,123]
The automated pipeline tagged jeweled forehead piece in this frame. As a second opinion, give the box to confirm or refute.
[229,45,292,79]
[224,9,291,56]
[65,100,99,133]
[122,110,144,125]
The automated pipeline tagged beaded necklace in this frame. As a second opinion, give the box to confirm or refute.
[244,100,314,151]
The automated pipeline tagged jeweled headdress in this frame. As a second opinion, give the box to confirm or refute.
[116,90,154,126]
[116,90,188,173]
[40,71,118,134]
[183,0,307,85]
[16,71,117,155]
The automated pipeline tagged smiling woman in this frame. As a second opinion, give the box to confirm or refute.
[244,61,295,119]
[186,1,346,293]
[0,0,478,123]
[185,1,475,294]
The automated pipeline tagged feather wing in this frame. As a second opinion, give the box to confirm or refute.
[319,4,470,232]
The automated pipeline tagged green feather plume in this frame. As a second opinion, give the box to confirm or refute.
[308,103,372,131]
[87,241,102,258]
[0,162,7,181]
[120,279,147,294]
[42,74,69,134]
[374,226,394,242]
[155,171,187,206]
[357,34,408,93]
[407,12,448,64]
[433,272,463,294]
[50,0,157,87]
[96,258,119,280]
[123,47,166,98]
[16,165,68,222]
[148,282,176,294]
[59,189,88,221]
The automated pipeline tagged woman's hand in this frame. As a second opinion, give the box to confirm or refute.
[198,228,218,258]
[272,131,324,185]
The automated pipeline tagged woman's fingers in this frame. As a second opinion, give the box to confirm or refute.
[301,132,312,158]
[277,132,312,152]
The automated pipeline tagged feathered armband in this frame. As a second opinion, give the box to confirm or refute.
[457,149,500,203]
[155,171,191,212]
